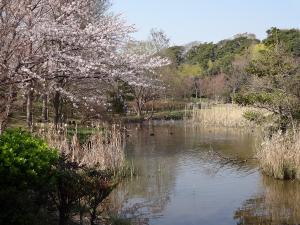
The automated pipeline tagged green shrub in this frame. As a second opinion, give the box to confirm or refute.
[243,110,266,125]
[0,129,58,188]
[0,129,58,225]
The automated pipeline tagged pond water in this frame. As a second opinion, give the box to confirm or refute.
[108,122,300,225]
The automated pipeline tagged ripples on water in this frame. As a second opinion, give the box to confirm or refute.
[107,122,300,225]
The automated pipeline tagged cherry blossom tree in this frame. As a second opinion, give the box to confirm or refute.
[126,29,170,118]
[0,0,44,132]
[0,0,169,131]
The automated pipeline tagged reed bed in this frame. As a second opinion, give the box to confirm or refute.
[35,123,125,170]
[191,104,255,127]
[257,131,300,180]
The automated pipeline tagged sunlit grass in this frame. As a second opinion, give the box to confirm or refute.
[191,104,257,127]
[257,131,300,180]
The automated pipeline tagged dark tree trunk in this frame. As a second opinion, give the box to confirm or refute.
[42,93,48,122]
[90,208,97,225]
[26,88,34,129]
[53,91,61,128]
[80,208,84,225]
[58,208,69,225]
[0,85,13,134]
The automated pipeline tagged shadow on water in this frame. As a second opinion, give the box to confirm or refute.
[105,122,300,225]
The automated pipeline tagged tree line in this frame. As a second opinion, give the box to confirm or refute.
[160,28,300,106]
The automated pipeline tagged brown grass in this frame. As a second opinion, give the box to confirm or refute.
[35,123,125,170]
[191,104,256,127]
[257,131,300,180]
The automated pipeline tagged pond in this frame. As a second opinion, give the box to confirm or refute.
[108,122,300,225]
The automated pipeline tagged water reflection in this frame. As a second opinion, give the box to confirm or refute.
[108,123,180,224]
[106,122,300,225]
[234,175,300,225]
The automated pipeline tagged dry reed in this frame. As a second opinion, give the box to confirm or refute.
[257,131,300,180]
[35,123,125,170]
[191,104,255,127]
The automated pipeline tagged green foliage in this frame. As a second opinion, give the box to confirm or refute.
[0,129,58,188]
[178,63,203,77]
[217,36,259,58]
[109,94,126,114]
[0,129,122,225]
[164,46,185,66]
[236,43,300,131]
[0,129,58,225]
[186,42,216,70]
[107,81,133,114]
[185,36,259,75]
[251,43,268,59]
[243,110,266,125]
[246,46,297,79]
[264,27,300,56]
[234,92,274,106]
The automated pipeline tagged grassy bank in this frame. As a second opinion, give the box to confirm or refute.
[122,110,190,123]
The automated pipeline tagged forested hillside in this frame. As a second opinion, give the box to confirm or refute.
[160,28,300,104]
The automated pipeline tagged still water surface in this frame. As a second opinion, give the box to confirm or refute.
[108,122,300,225]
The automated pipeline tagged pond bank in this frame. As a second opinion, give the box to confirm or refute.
[121,110,190,123]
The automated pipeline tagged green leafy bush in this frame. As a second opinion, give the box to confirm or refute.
[0,129,58,188]
[0,129,59,225]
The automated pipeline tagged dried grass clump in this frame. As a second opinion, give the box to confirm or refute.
[257,131,300,180]
[36,123,125,170]
[191,104,255,127]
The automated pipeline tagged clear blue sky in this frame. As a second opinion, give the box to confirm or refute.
[111,0,300,45]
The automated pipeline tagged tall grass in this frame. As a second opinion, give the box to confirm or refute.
[191,104,255,127]
[36,123,125,170]
[257,131,300,180]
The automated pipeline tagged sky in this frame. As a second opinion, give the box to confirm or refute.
[111,0,300,45]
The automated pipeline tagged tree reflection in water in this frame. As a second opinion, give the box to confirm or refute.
[103,123,268,225]
[234,175,300,225]
[105,123,259,224]
[106,124,179,224]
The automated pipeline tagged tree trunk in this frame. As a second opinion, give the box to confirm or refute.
[26,88,34,129]
[42,93,48,122]
[137,107,142,118]
[231,87,236,104]
[80,208,84,225]
[53,91,61,128]
[58,208,69,225]
[135,98,143,119]
[90,207,97,225]
[0,121,5,135]
[0,85,13,134]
